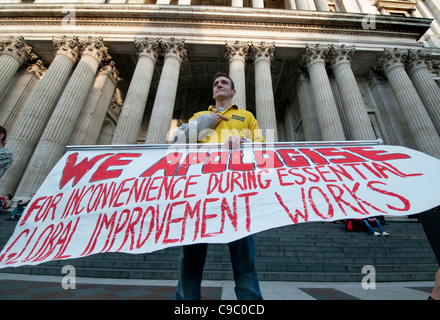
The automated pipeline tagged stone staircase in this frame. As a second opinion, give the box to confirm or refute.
[0,214,438,283]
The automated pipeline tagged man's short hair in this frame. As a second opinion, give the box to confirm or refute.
[213,72,235,90]
[0,126,7,144]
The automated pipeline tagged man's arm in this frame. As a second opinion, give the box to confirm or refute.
[172,112,229,143]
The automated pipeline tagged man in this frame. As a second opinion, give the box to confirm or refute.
[173,72,264,300]
[173,74,264,146]
[0,126,12,179]
[419,206,440,300]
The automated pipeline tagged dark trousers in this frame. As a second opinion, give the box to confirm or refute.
[419,206,440,265]
[175,235,263,300]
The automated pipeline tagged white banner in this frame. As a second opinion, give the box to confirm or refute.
[1,141,440,268]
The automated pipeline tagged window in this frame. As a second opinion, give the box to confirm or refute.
[328,0,338,12]
[374,0,416,16]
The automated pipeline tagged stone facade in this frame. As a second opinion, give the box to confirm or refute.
[0,0,440,198]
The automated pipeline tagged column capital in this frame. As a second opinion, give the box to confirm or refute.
[26,59,47,79]
[329,44,355,69]
[406,49,430,74]
[379,48,407,74]
[80,36,111,64]
[225,40,249,63]
[52,36,82,63]
[249,41,275,63]
[366,68,386,87]
[293,67,310,90]
[161,38,187,63]
[134,37,161,61]
[301,44,330,68]
[0,36,35,64]
[99,60,122,85]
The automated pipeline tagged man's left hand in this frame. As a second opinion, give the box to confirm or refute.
[224,135,244,149]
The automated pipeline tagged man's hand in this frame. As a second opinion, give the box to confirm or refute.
[224,135,244,149]
[210,111,229,125]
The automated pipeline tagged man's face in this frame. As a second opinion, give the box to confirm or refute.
[212,76,236,100]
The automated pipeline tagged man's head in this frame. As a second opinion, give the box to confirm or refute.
[0,126,7,146]
[212,72,236,102]
[213,72,235,90]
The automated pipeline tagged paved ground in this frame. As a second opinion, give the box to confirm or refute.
[0,272,434,300]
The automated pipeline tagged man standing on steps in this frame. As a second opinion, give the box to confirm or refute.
[172,72,264,300]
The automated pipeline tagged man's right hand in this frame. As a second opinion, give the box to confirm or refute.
[210,111,229,125]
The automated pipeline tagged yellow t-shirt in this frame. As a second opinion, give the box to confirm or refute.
[189,105,265,143]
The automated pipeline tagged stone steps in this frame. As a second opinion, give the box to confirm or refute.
[0,216,438,282]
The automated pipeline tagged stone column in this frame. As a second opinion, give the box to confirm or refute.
[415,0,440,37]
[338,0,360,12]
[380,48,440,159]
[367,71,413,148]
[0,36,81,196]
[302,44,345,141]
[285,0,297,9]
[314,0,330,11]
[225,41,248,110]
[15,37,111,197]
[145,38,187,144]
[406,49,440,136]
[283,104,296,141]
[0,36,34,101]
[250,42,278,142]
[231,0,243,6]
[330,45,376,140]
[70,61,120,145]
[0,60,46,130]
[252,0,264,8]
[297,70,322,141]
[424,0,440,21]
[357,0,379,13]
[112,38,161,144]
[296,0,312,10]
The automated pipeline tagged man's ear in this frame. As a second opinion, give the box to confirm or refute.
[231,89,236,97]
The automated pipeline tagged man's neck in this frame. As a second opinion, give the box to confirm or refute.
[215,99,232,109]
